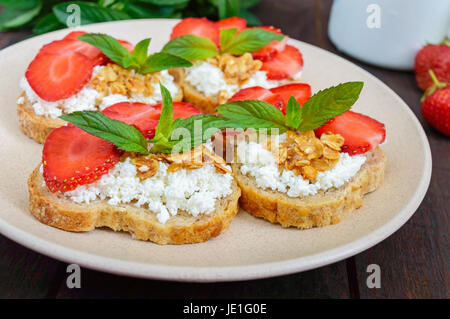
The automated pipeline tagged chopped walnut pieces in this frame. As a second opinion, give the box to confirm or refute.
[131,154,163,180]
[162,145,230,174]
[262,130,345,182]
[208,52,262,85]
[90,63,156,98]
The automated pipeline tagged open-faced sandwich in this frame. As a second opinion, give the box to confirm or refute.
[214,81,387,228]
[162,17,305,113]
[27,84,241,244]
[17,31,192,143]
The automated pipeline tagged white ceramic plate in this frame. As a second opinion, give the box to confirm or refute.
[0,20,431,282]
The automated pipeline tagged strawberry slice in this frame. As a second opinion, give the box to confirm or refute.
[250,26,288,62]
[153,101,202,119]
[215,17,247,32]
[40,39,106,66]
[228,86,285,111]
[26,52,94,102]
[63,31,86,40]
[103,101,201,138]
[270,83,311,112]
[102,102,161,139]
[315,111,386,155]
[42,125,122,193]
[170,17,220,47]
[260,45,303,80]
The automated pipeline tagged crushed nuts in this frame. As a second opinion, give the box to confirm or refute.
[131,154,164,180]
[206,53,262,103]
[264,130,345,181]
[90,63,158,99]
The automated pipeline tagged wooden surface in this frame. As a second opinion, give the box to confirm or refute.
[0,0,448,299]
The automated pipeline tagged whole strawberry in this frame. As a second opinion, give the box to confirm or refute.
[414,39,450,91]
[421,70,450,135]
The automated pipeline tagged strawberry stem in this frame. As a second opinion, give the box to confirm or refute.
[421,70,448,102]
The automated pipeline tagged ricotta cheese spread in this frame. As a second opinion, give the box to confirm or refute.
[184,61,302,98]
[236,134,366,197]
[61,157,234,224]
[18,66,179,119]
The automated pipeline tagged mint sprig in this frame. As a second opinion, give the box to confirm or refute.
[216,81,364,133]
[161,28,284,61]
[78,33,192,74]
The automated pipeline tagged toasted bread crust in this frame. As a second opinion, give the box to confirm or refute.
[28,166,241,244]
[17,86,184,144]
[17,93,65,144]
[232,147,387,228]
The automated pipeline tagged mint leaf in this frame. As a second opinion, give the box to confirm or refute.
[285,96,302,129]
[297,82,364,132]
[153,84,174,140]
[77,33,135,68]
[132,38,151,65]
[140,52,192,73]
[60,111,149,155]
[216,100,288,134]
[219,28,238,52]
[162,34,219,61]
[173,114,242,149]
[222,28,284,55]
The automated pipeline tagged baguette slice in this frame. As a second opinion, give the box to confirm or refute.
[17,87,184,144]
[28,165,241,245]
[231,147,386,228]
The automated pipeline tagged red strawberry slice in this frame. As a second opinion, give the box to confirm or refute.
[153,101,202,119]
[42,125,122,193]
[102,102,161,139]
[315,111,386,155]
[250,26,288,62]
[215,17,247,32]
[63,31,86,40]
[170,17,220,47]
[26,52,94,102]
[260,45,303,80]
[40,39,106,66]
[228,86,285,111]
[270,83,311,112]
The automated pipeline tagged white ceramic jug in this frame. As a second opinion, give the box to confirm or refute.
[328,0,450,70]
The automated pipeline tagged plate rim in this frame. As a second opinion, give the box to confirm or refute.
[0,19,432,282]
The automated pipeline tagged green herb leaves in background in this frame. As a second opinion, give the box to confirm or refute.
[217,82,364,133]
[162,27,284,60]
[0,0,262,35]
[78,33,192,74]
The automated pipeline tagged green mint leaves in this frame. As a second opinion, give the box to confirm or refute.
[78,33,192,74]
[60,111,150,155]
[161,28,284,61]
[219,28,284,55]
[216,81,364,133]
[161,34,219,61]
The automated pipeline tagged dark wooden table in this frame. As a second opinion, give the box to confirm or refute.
[0,0,448,299]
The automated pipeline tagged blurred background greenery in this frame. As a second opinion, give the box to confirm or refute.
[0,0,261,35]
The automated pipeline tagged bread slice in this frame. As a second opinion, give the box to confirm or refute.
[17,87,184,144]
[27,165,241,245]
[231,147,386,228]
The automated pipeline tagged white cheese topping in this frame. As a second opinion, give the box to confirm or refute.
[184,61,302,98]
[236,135,366,198]
[63,157,234,224]
[18,66,179,119]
